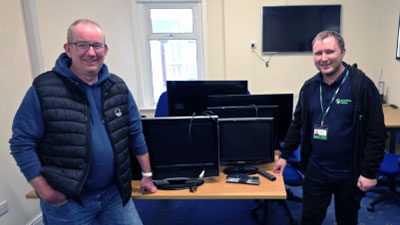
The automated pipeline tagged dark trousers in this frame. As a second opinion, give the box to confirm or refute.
[301,164,361,225]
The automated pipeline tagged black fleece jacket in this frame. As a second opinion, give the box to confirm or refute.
[280,63,386,197]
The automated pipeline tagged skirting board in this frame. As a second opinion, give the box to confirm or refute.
[26,213,43,225]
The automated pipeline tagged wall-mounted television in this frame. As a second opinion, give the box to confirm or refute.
[262,5,341,53]
[131,116,219,189]
[167,80,248,116]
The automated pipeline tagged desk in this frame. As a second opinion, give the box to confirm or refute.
[26,162,285,225]
[383,105,400,153]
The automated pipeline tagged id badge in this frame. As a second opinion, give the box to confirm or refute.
[313,124,328,141]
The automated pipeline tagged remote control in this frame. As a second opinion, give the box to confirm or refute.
[257,169,276,181]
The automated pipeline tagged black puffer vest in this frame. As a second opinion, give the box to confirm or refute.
[33,71,132,205]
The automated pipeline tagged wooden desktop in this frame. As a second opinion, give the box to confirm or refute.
[26,155,285,225]
[131,163,285,200]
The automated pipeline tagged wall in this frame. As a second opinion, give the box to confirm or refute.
[35,0,143,105]
[378,0,400,106]
[0,0,42,225]
[22,0,400,111]
[1,0,400,224]
[207,0,384,104]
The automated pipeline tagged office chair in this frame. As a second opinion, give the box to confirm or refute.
[154,91,168,117]
[367,152,400,212]
[251,146,303,225]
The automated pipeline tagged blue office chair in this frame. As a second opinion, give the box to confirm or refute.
[283,146,303,200]
[280,146,303,225]
[251,146,303,225]
[367,153,400,212]
[398,133,400,145]
[154,91,169,117]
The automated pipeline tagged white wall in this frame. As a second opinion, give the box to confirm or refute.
[207,0,386,104]
[1,0,400,224]
[35,0,143,105]
[378,0,400,106]
[0,0,42,225]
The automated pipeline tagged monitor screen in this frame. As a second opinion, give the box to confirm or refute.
[131,116,219,181]
[219,117,275,165]
[167,80,248,116]
[262,5,341,53]
[208,94,293,144]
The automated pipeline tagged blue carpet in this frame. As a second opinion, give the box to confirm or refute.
[134,185,400,225]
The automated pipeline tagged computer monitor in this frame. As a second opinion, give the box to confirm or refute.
[131,116,219,190]
[206,105,279,118]
[208,94,293,144]
[167,80,248,116]
[219,117,275,172]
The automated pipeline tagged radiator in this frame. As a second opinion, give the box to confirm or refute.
[26,213,43,225]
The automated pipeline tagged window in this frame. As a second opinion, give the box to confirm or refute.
[135,0,205,108]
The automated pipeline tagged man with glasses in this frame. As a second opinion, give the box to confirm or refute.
[10,19,157,225]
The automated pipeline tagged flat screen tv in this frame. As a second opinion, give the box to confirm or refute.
[262,5,341,53]
[219,117,275,172]
[208,94,293,145]
[167,80,248,116]
[131,116,219,189]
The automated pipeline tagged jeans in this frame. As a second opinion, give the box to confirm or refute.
[40,184,143,225]
[301,164,360,225]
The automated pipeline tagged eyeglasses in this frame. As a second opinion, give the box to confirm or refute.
[69,41,107,53]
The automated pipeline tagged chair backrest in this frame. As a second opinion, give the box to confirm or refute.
[286,145,301,164]
[154,91,169,117]
[378,153,400,175]
[283,164,303,186]
[283,145,303,186]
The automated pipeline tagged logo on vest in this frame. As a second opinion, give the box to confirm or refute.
[335,98,352,105]
[114,107,123,117]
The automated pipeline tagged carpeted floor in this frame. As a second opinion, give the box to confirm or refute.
[134,184,400,225]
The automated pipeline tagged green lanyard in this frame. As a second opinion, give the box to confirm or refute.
[319,70,349,126]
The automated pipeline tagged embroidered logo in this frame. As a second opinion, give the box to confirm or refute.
[335,98,352,105]
[114,107,123,117]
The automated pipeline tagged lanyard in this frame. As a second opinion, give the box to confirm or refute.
[319,70,349,126]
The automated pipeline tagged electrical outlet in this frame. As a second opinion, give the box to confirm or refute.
[250,42,256,49]
[0,200,9,217]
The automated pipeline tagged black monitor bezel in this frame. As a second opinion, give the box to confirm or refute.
[207,93,293,144]
[218,117,275,166]
[262,5,341,53]
[166,80,248,116]
[131,116,220,181]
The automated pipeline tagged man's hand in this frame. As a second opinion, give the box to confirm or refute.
[357,175,377,192]
[30,176,67,206]
[273,158,287,174]
[139,177,158,195]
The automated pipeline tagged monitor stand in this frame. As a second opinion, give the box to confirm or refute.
[153,177,204,190]
[223,166,258,175]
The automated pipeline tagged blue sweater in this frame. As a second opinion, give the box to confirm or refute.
[10,53,148,193]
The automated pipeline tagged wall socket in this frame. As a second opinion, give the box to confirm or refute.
[0,200,9,217]
[250,42,256,49]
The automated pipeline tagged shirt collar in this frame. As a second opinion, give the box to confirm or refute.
[316,62,348,86]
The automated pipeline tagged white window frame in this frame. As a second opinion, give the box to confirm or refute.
[134,0,206,109]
